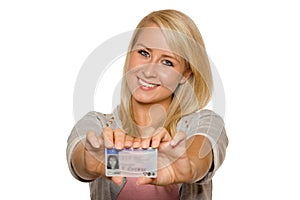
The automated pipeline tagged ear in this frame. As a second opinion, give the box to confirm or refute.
[179,70,192,84]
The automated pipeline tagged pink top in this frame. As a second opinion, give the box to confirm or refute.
[116,178,179,200]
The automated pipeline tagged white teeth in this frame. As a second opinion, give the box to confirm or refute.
[138,78,157,88]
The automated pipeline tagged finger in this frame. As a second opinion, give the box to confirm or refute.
[170,131,186,147]
[133,137,141,148]
[86,131,100,149]
[151,128,171,148]
[103,127,114,148]
[114,128,126,150]
[136,177,154,185]
[124,135,134,148]
[84,131,104,164]
[141,137,151,149]
[111,176,124,186]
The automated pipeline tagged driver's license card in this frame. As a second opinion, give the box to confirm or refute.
[105,148,157,178]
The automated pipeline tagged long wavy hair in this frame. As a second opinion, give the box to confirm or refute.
[118,9,213,137]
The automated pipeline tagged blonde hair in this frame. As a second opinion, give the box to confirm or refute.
[119,9,213,137]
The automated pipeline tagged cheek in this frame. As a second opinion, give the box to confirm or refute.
[125,55,140,91]
[158,68,183,91]
[125,67,139,94]
[127,53,141,71]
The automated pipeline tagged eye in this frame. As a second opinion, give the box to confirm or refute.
[162,60,173,67]
[138,49,150,57]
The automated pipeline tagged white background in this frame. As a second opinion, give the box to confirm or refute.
[1,0,299,199]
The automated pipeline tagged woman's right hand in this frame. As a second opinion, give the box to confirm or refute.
[82,127,133,185]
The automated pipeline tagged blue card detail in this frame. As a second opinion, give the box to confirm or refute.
[106,148,119,154]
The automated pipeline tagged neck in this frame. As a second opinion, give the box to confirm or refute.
[131,99,168,130]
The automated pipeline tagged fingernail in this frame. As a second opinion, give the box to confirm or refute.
[115,178,122,185]
[133,142,140,148]
[142,141,147,148]
[151,141,158,148]
[170,140,176,146]
[116,142,122,150]
[106,141,113,148]
[136,179,141,186]
[125,141,132,147]
[93,141,100,148]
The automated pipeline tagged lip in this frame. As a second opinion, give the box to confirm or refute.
[137,77,160,90]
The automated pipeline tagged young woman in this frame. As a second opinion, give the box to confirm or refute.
[67,9,228,200]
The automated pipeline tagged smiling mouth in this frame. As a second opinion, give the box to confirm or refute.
[138,78,160,88]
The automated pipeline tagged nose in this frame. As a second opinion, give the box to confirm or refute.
[142,63,158,78]
[142,55,161,78]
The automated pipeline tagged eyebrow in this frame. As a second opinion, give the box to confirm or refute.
[135,43,152,52]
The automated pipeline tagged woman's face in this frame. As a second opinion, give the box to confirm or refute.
[109,157,117,169]
[126,24,189,108]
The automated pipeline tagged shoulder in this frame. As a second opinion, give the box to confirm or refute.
[89,108,123,130]
[177,109,223,127]
[177,109,225,137]
[84,111,113,119]
[82,111,120,129]
[92,111,114,125]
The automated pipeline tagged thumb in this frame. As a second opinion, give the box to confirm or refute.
[136,177,153,186]
[86,131,101,149]
[170,132,186,147]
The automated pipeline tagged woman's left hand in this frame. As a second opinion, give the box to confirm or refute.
[136,128,194,186]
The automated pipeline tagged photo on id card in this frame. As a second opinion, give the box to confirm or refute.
[105,148,157,178]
